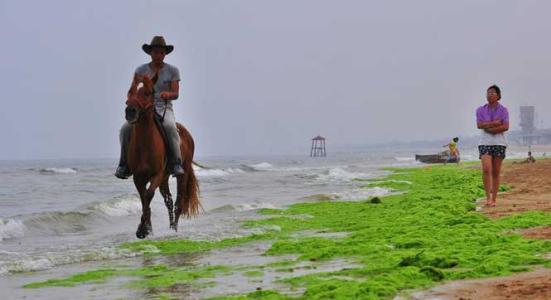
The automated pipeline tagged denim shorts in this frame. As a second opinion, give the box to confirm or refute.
[478,145,506,159]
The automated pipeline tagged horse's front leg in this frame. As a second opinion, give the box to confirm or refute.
[159,176,176,230]
[133,177,150,239]
[137,173,165,238]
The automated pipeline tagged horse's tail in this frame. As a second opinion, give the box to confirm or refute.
[175,122,201,218]
[177,164,203,217]
[192,161,209,169]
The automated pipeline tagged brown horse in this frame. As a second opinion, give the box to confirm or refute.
[125,75,200,239]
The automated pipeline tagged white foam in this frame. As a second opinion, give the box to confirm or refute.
[39,167,77,174]
[248,162,274,171]
[234,202,276,212]
[195,167,244,178]
[91,195,142,217]
[318,167,372,182]
[394,156,414,162]
[369,179,412,185]
[332,187,391,201]
[0,218,25,241]
[0,247,139,275]
[209,202,276,213]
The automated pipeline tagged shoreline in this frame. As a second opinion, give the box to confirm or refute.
[3,160,551,299]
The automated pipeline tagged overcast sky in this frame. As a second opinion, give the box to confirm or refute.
[1,0,550,159]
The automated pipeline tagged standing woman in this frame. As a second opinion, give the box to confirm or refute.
[476,85,509,207]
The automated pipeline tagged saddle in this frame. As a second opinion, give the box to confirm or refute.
[154,112,170,149]
[150,72,172,161]
[153,112,178,173]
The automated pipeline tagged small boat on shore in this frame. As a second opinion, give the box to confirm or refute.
[415,151,460,164]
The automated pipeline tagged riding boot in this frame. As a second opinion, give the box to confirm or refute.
[115,143,132,179]
[170,158,185,177]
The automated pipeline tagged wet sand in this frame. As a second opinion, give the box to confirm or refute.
[405,267,551,300]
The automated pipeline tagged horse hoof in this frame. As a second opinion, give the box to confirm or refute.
[136,229,149,239]
[170,223,177,231]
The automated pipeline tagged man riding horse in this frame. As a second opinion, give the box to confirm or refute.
[116,36,185,178]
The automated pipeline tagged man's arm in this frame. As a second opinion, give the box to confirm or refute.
[159,80,179,101]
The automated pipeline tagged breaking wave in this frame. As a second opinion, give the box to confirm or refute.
[0,194,142,241]
[301,187,391,202]
[87,194,142,217]
[317,167,372,182]
[195,167,245,178]
[0,218,25,241]
[37,167,77,174]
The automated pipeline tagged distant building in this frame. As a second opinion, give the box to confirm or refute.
[519,106,540,145]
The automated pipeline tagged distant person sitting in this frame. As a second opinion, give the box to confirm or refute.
[523,151,536,163]
[514,151,536,164]
[443,137,460,163]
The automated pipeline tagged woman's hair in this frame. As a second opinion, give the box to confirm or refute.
[453,137,459,142]
[487,85,501,100]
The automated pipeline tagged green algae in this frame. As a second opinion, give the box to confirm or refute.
[218,164,551,299]
[126,265,229,289]
[23,269,118,288]
[24,264,229,290]
[24,164,551,299]
[244,270,264,277]
[211,290,288,300]
[120,233,274,255]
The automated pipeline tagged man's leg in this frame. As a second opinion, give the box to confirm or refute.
[115,122,132,179]
[162,110,184,176]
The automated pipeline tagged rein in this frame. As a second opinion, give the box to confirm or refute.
[151,71,168,123]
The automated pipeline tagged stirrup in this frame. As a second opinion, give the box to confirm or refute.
[170,164,185,177]
[115,165,132,179]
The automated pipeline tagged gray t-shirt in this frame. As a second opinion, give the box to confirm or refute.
[135,63,181,113]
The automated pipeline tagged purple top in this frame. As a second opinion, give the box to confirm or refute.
[476,103,509,125]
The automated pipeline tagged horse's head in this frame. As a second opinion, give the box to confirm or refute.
[125,75,154,124]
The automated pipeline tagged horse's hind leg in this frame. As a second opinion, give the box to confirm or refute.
[159,176,176,231]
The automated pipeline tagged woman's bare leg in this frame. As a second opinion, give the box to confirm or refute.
[481,155,493,206]
[491,156,504,206]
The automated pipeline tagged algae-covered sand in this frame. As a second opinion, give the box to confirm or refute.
[23,164,551,299]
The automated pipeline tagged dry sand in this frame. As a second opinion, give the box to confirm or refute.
[484,158,551,219]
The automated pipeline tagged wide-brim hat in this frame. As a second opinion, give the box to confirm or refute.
[142,36,174,55]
